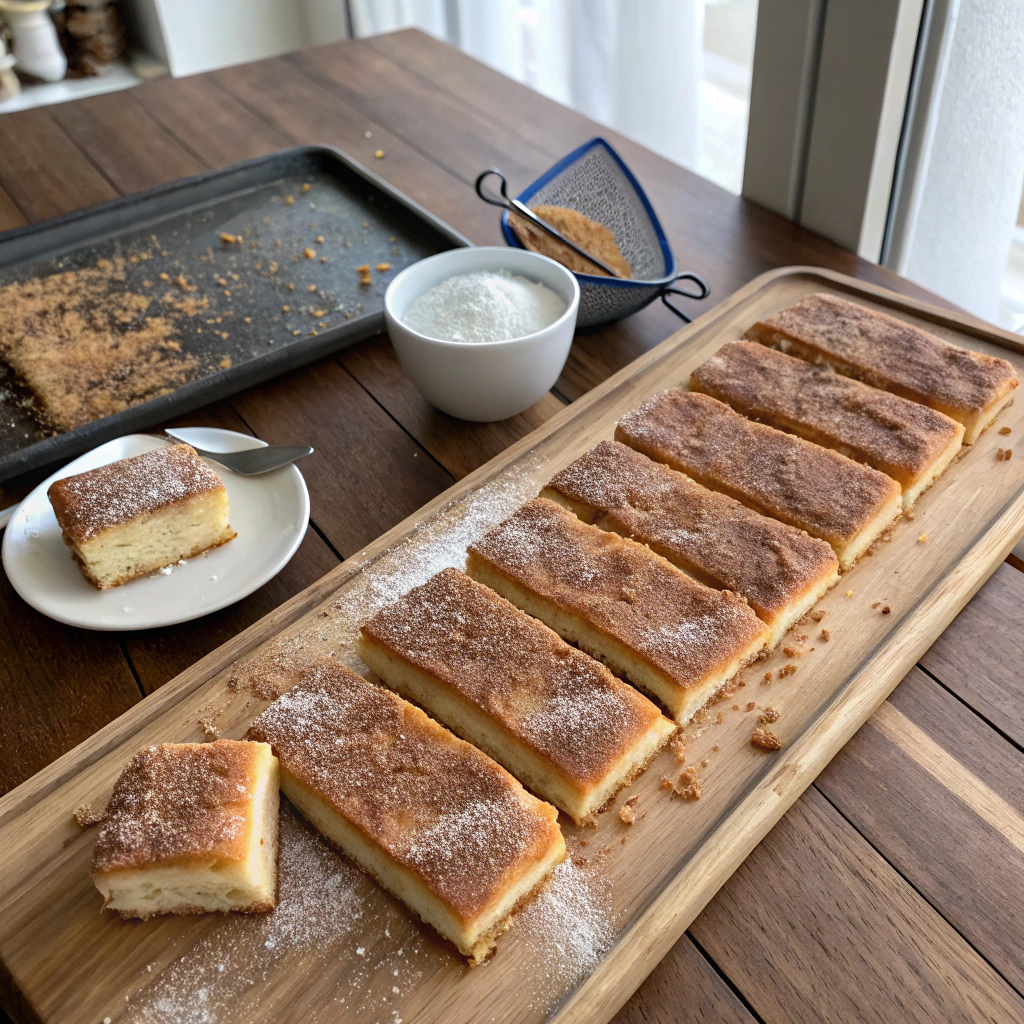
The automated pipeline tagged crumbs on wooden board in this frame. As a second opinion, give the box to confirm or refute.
[73,803,105,828]
[751,727,784,751]
[618,796,639,825]
[662,766,701,801]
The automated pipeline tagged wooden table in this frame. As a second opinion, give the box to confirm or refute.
[1,29,1022,1024]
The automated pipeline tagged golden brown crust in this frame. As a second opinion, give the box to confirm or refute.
[690,341,963,488]
[92,740,264,874]
[744,292,1018,423]
[544,440,838,623]
[47,444,227,543]
[509,205,632,278]
[360,568,665,787]
[466,497,766,694]
[615,390,901,549]
[246,659,562,925]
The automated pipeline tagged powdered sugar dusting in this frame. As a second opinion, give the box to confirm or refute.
[231,458,545,692]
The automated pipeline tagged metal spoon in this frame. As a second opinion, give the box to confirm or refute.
[474,168,624,278]
[164,429,313,476]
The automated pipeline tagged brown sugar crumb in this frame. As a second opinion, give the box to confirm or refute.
[715,711,723,725]
[881,605,891,614]
[918,533,928,544]
[778,664,797,678]
[763,671,773,684]
[301,183,312,193]
[218,356,232,370]
[746,702,757,712]
[578,839,589,848]
[375,149,385,159]
[759,706,780,724]
[308,284,318,293]
[198,716,221,739]
[158,271,170,281]
[811,610,826,623]
[175,275,195,292]
[872,601,881,609]
[751,727,783,751]
[671,767,702,801]
[732,703,740,711]
[669,732,686,762]
[219,232,241,245]
[783,645,801,658]
[820,629,830,642]
[999,426,1012,435]
[303,248,316,260]
[712,745,720,752]
[997,448,1013,461]
[618,795,640,825]
[283,196,294,205]
[376,262,392,272]
[580,812,598,829]
[73,803,104,828]
[286,282,295,291]
[845,589,854,598]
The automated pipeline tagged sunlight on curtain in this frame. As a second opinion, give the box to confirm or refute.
[347,0,758,194]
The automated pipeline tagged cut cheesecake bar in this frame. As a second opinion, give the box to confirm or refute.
[744,292,1018,444]
[358,568,676,822]
[543,440,840,650]
[92,740,280,918]
[615,390,902,570]
[247,658,565,964]
[466,498,768,724]
[47,443,236,588]
[690,340,964,508]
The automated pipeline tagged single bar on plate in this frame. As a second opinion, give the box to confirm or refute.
[615,390,902,570]
[690,340,964,509]
[743,292,1018,444]
[247,658,565,964]
[358,568,676,823]
[465,497,768,724]
[91,740,280,918]
[542,440,840,650]
[47,443,236,588]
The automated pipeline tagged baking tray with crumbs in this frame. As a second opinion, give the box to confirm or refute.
[0,145,469,483]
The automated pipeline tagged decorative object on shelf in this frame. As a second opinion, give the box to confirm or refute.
[60,0,125,76]
[0,0,67,82]
[0,30,20,100]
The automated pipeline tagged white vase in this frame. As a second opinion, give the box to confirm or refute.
[0,1,67,82]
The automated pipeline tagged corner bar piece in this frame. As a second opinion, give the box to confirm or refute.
[542,440,839,649]
[690,340,964,509]
[615,390,902,570]
[247,658,564,964]
[744,291,1018,444]
[466,497,768,724]
[91,740,280,918]
[359,568,676,823]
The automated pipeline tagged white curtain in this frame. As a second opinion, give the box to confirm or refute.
[346,0,706,179]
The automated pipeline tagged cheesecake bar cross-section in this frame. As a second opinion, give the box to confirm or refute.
[247,658,565,964]
[690,340,964,508]
[358,568,676,822]
[743,292,1018,444]
[466,497,768,724]
[91,739,280,919]
[542,441,840,650]
[47,443,236,588]
[615,390,902,569]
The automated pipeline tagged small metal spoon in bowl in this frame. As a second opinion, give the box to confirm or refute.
[163,429,313,476]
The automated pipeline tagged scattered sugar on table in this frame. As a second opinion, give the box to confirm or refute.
[402,269,566,343]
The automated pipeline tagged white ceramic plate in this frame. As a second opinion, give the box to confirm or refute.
[2,428,310,630]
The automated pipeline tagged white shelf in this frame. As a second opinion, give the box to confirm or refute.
[0,59,142,113]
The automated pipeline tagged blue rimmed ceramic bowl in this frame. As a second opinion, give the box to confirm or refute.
[500,137,709,329]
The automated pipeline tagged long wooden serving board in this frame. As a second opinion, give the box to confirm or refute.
[3,267,1024,1024]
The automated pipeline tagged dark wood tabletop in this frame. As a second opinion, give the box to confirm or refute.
[1,29,1022,1024]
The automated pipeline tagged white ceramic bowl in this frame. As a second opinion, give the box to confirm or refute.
[384,246,579,421]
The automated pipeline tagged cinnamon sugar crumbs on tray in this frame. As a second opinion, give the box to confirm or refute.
[778,664,797,678]
[73,803,104,828]
[763,671,772,684]
[999,426,1012,435]
[618,796,639,825]
[669,732,686,762]
[918,534,928,544]
[746,702,756,712]
[820,629,830,642]
[751,727,783,751]
[671,767,701,801]
[758,706,779,724]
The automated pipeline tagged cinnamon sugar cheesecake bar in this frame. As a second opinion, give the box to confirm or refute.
[744,292,1018,444]
[247,658,564,964]
[48,444,235,588]
[542,441,839,649]
[690,341,964,508]
[615,390,902,569]
[358,568,675,822]
[92,740,280,918]
[466,498,768,724]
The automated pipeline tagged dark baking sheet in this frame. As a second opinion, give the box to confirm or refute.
[0,145,470,483]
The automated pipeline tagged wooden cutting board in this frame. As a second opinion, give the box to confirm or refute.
[3,267,1024,1024]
